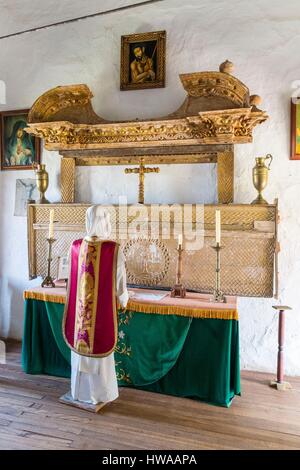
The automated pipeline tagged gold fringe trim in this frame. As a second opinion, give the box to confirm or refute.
[121,300,238,321]
[24,291,238,320]
[24,291,66,304]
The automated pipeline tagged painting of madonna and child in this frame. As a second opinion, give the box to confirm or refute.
[0,110,40,170]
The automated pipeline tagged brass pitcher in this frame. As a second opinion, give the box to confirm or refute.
[32,163,50,204]
[251,154,273,205]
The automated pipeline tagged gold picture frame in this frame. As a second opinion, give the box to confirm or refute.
[120,30,166,91]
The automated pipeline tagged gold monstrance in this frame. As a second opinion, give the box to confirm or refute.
[125,159,160,204]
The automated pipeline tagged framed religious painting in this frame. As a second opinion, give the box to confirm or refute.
[290,98,300,160]
[120,30,166,91]
[0,109,41,170]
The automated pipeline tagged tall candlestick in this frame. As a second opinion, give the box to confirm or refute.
[215,209,221,244]
[211,242,225,303]
[41,237,56,288]
[178,234,183,249]
[48,209,54,239]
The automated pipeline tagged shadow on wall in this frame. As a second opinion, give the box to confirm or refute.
[75,169,92,203]
[53,169,60,202]
[3,279,25,339]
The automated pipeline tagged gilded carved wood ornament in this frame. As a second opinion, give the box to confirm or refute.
[25,60,268,204]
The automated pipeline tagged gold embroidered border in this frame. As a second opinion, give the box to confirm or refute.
[74,240,100,354]
[65,240,119,358]
[119,301,238,321]
[24,290,238,320]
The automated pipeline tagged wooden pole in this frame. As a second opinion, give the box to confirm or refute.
[277,309,285,384]
[270,305,292,391]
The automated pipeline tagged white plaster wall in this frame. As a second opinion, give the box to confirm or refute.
[0,0,299,375]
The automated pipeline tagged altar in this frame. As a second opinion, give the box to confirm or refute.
[21,60,277,410]
[22,286,240,407]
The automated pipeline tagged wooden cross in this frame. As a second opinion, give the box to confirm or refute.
[125,159,160,204]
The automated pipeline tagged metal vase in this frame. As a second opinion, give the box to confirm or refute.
[251,154,273,205]
[33,163,50,204]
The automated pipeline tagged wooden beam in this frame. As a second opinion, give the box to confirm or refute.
[217,151,234,204]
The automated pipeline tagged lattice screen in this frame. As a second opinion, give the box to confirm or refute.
[28,203,277,297]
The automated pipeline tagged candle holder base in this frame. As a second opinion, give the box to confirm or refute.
[37,196,51,204]
[41,276,56,288]
[211,289,226,303]
[171,284,186,298]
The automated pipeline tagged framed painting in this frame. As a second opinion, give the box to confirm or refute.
[120,30,166,91]
[14,178,39,216]
[0,109,41,170]
[290,99,300,160]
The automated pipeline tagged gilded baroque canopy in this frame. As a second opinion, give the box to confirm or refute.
[26,61,268,150]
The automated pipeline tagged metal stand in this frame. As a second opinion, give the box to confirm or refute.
[270,305,292,391]
[211,242,225,303]
[37,195,50,204]
[171,245,186,298]
[41,238,56,288]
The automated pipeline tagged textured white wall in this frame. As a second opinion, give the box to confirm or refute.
[0,0,299,375]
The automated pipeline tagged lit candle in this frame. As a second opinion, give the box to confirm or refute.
[215,209,221,244]
[48,209,54,239]
[178,234,183,249]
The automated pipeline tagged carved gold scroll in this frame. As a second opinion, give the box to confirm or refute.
[26,108,267,150]
[27,202,278,298]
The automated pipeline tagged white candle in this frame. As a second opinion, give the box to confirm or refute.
[48,209,54,239]
[215,209,221,244]
[178,234,183,249]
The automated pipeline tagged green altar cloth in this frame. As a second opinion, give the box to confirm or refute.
[22,299,240,407]
[22,300,71,377]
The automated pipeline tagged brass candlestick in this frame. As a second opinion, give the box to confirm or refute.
[41,238,56,288]
[171,245,186,298]
[211,242,225,303]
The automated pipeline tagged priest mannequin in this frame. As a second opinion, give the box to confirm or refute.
[62,206,129,411]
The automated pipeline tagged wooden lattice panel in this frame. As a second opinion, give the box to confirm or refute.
[28,203,277,297]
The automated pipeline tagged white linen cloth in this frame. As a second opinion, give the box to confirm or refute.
[71,206,128,404]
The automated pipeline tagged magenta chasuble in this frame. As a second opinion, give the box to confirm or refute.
[63,239,119,357]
